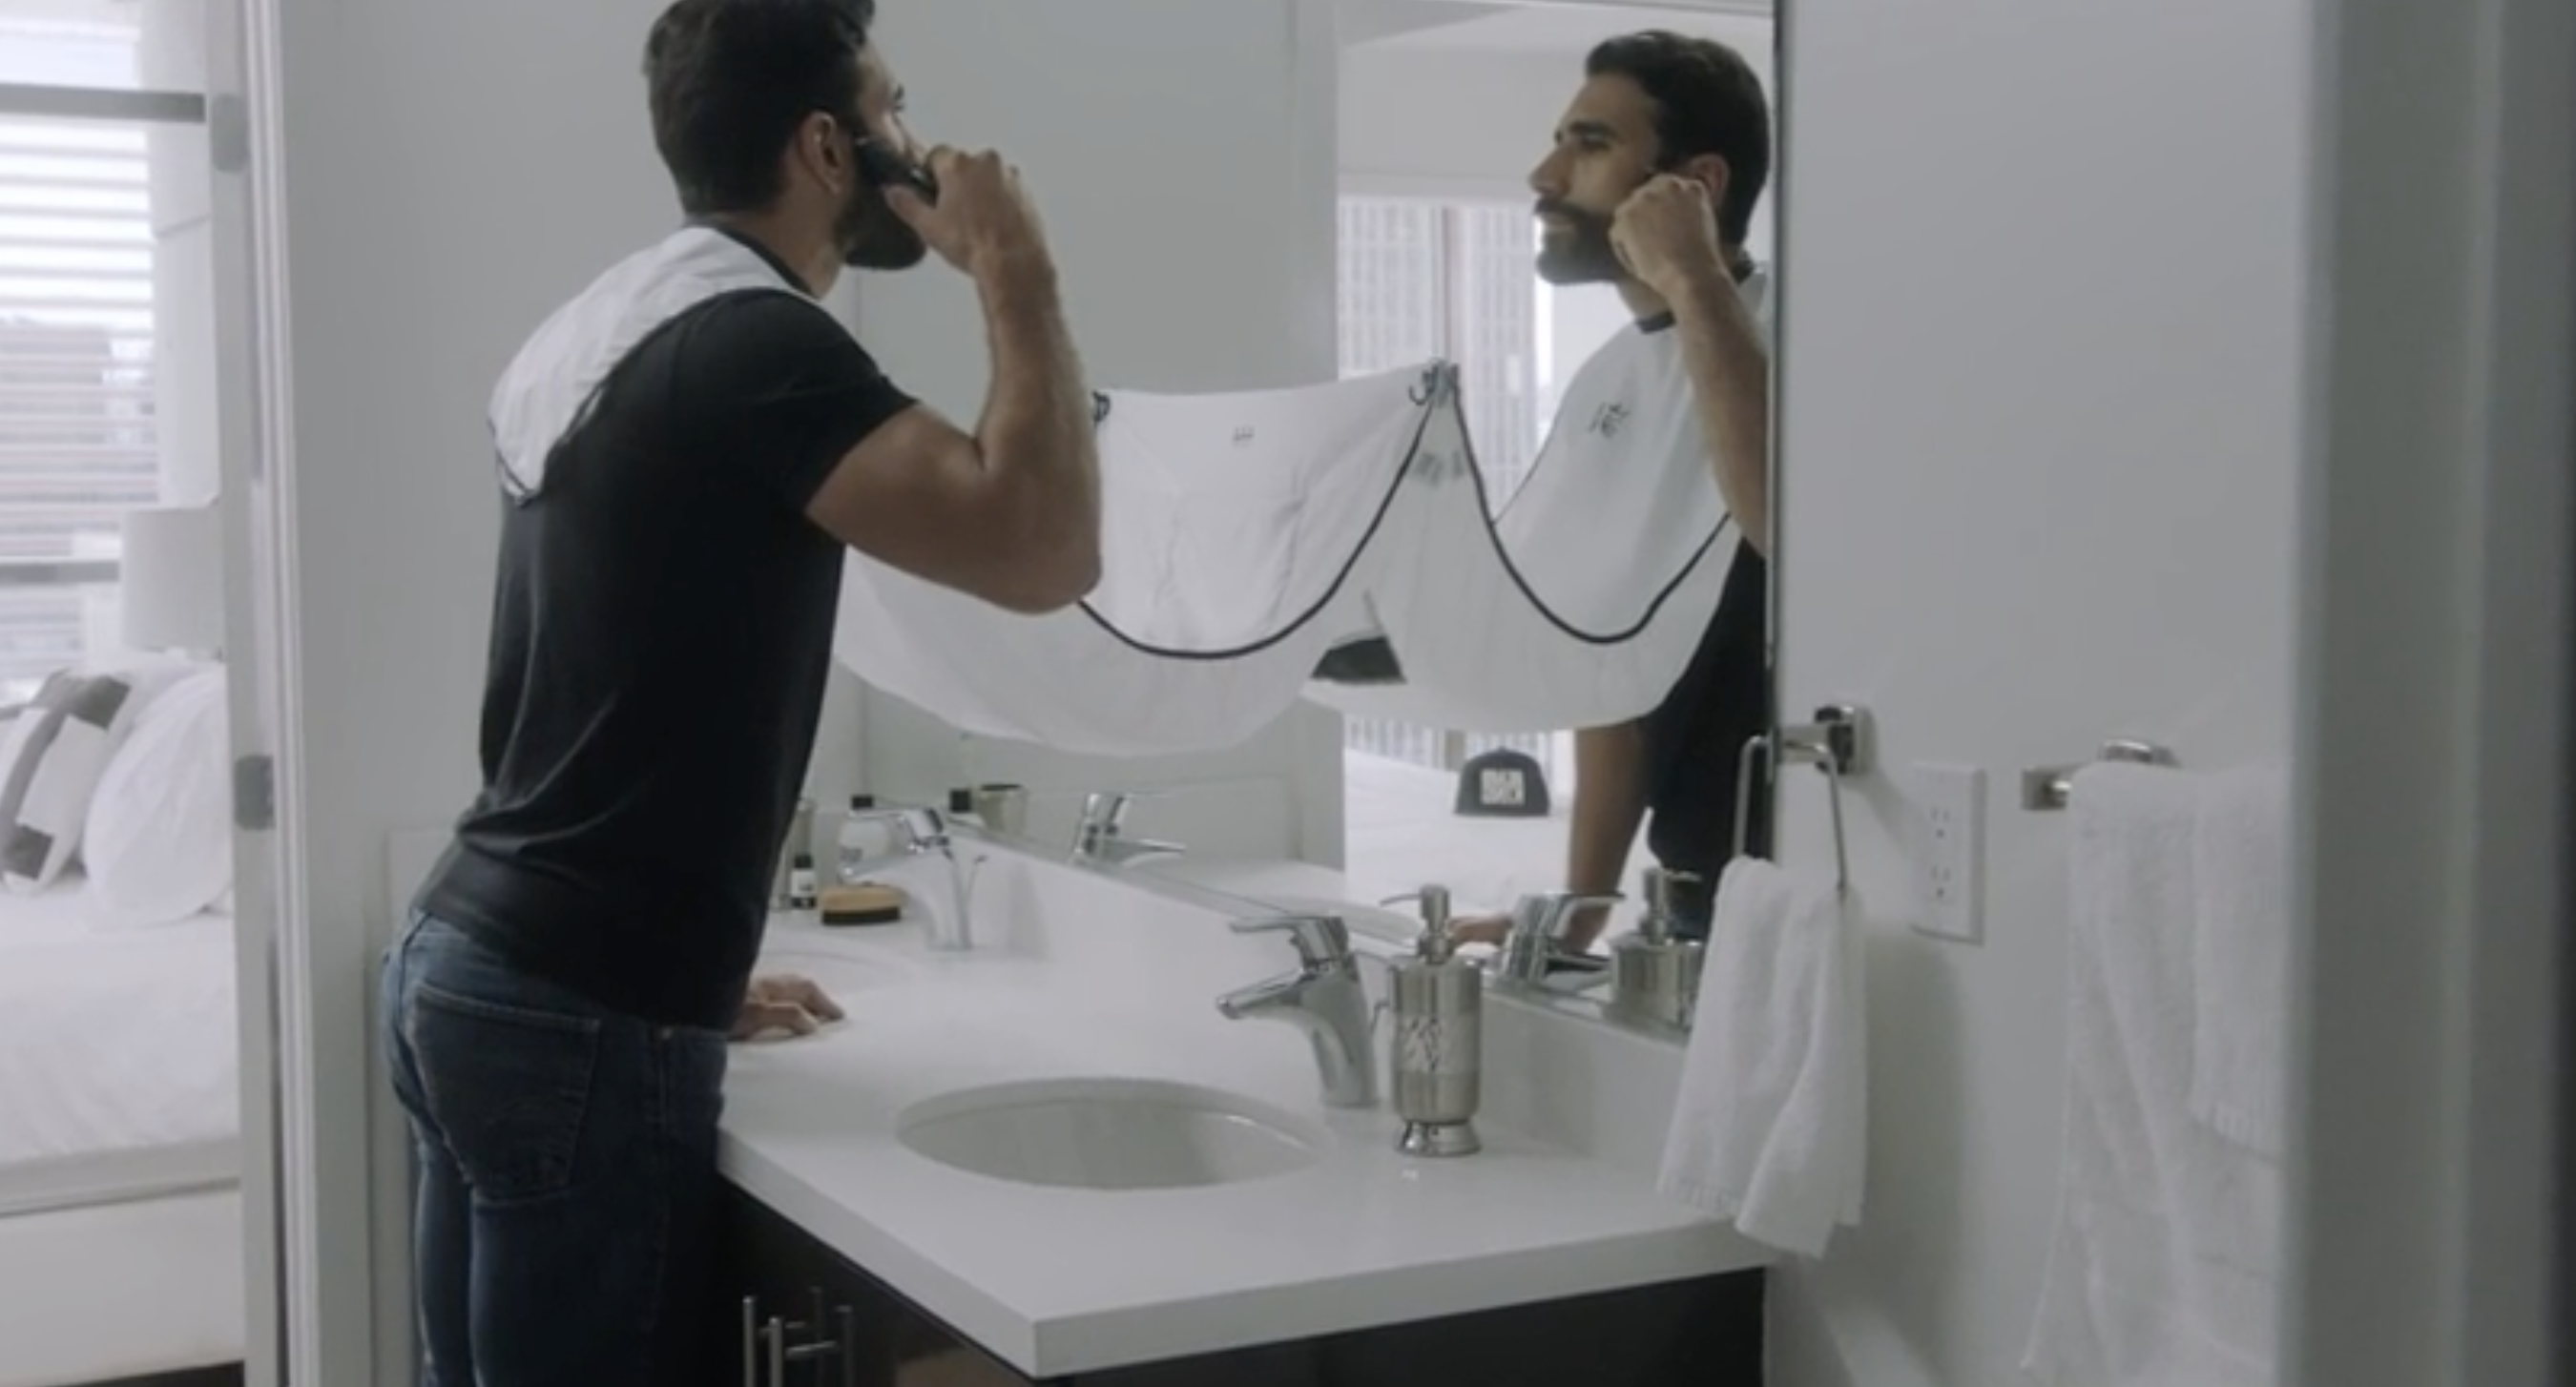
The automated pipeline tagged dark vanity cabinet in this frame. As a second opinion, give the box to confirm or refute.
[703,1182,1765,1387]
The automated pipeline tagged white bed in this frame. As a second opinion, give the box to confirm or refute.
[0,873,245,1387]
[0,876,241,1207]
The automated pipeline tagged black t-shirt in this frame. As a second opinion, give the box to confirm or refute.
[1638,523,1774,925]
[415,235,915,1030]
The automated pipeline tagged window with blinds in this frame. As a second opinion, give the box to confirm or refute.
[1334,196,1552,773]
[1336,197,1541,504]
[0,7,176,701]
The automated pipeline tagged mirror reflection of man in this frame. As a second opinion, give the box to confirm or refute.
[1453,31,1775,950]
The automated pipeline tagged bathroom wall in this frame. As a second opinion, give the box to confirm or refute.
[1342,42,1587,198]
[243,0,1338,1380]
[1768,5,2310,1386]
[841,0,1345,865]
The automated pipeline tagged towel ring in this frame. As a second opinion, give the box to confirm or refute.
[1734,704,1872,892]
[2018,738,2178,811]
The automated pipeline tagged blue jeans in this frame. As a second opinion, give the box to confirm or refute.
[381,913,730,1387]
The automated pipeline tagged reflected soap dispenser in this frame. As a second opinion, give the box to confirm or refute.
[1382,884,1483,1157]
[1610,866,1706,1031]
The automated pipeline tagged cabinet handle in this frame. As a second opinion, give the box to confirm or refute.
[750,1291,858,1385]
[777,1286,849,1377]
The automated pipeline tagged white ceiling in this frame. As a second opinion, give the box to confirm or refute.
[1361,2,1774,56]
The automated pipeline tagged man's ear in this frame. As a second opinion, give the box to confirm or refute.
[1679,152,1732,210]
[796,111,847,185]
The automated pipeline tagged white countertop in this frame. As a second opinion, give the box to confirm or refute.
[717,844,1768,1377]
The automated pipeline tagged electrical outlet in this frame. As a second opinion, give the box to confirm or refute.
[1912,762,1986,943]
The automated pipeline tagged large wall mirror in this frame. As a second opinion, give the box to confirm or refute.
[833,0,1784,1030]
[1304,0,1780,973]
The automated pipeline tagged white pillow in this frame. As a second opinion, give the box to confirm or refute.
[81,667,233,928]
[0,661,191,892]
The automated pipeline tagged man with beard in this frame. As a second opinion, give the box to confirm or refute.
[381,2,1099,1381]
[1454,31,1775,952]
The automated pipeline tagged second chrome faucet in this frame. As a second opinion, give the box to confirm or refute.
[1068,791,1186,869]
[839,804,981,951]
[1215,913,1378,1108]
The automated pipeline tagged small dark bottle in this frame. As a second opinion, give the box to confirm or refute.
[786,853,819,912]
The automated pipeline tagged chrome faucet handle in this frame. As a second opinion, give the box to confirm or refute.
[1075,791,1121,829]
[1076,789,1166,829]
[850,800,945,830]
[1518,889,1625,936]
[1230,913,1352,970]
[1494,890,1623,983]
[1070,791,1186,866]
[886,804,949,844]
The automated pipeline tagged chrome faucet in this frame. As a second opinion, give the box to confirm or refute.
[1490,890,1623,987]
[841,805,980,951]
[1215,913,1378,1108]
[1068,791,1185,869]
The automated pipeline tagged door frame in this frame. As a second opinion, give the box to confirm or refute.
[0,50,292,1387]
[2289,0,2573,1383]
[208,0,319,1379]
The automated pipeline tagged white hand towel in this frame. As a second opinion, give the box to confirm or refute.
[2188,761,2293,1157]
[2023,762,2283,1387]
[1656,856,1867,1259]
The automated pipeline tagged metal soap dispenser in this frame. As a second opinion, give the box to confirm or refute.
[1382,884,1483,1157]
[1610,866,1707,1031]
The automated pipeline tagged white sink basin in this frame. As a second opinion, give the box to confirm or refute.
[895,1077,1328,1191]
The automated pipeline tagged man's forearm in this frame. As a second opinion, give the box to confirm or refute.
[1564,721,1650,950]
[973,253,1100,562]
[1668,271,1772,557]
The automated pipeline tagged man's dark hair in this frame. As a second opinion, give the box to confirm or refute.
[1586,31,1772,245]
[643,0,878,215]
